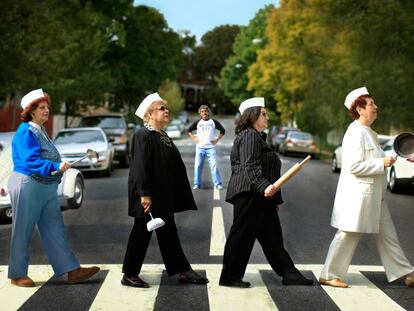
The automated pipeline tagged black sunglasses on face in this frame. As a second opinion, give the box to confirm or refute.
[156,105,168,111]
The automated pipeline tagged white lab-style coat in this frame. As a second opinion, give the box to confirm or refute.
[331,120,387,233]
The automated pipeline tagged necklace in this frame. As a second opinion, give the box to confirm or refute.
[144,123,173,147]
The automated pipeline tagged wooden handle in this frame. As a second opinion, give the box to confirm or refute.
[272,155,312,190]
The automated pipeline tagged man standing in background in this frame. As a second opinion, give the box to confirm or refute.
[188,105,225,190]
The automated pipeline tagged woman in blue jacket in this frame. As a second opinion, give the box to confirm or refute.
[8,89,99,287]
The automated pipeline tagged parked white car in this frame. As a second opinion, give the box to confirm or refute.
[331,134,393,173]
[0,132,85,221]
[383,138,414,193]
[165,124,182,139]
[54,127,114,177]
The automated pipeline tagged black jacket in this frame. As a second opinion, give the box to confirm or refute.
[128,127,197,218]
[226,128,283,205]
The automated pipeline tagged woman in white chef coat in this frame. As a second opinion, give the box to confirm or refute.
[319,87,414,288]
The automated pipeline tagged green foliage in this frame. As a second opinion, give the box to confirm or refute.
[219,5,274,108]
[193,25,241,113]
[0,0,185,120]
[0,0,112,114]
[106,5,184,113]
[248,0,414,136]
[158,80,184,117]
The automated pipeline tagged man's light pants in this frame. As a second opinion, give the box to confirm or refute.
[193,147,222,187]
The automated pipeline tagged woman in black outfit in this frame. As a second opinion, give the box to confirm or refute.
[121,93,208,288]
[219,97,313,288]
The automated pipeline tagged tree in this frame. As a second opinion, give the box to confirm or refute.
[219,5,274,109]
[0,0,113,123]
[107,5,185,113]
[158,79,184,117]
[193,25,240,113]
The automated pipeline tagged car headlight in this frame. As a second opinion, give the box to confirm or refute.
[98,151,107,159]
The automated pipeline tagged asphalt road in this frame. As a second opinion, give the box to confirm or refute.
[1,117,414,310]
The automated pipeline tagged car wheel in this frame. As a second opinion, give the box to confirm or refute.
[389,168,402,193]
[67,175,84,209]
[1,207,13,221]
[331,155,340,173]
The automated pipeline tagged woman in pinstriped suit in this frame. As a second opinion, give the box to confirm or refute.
[219,97,313,288]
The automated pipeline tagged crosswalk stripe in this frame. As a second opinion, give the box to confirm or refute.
[207,267,279,311]
[209,206,226,256]
[0,265,54,311]
[90,264,163,311]
[0,264,412,310]
[313,265,406,311]
[213,187,220,200]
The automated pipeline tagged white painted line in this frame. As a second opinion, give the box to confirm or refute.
[209,206,226,256]
[0,264,408,311]
[213,187,220,200]
[0,265,55,311]
[90,264,163,311]
[207,268,279,311]
[312,266,405,311]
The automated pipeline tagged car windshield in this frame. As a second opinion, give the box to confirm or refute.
[81,117,125,129]
[55,130,105,144]
[290,132,312,140]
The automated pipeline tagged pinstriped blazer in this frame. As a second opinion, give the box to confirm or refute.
[225,128,283,205]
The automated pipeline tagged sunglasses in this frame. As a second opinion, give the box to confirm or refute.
[155,105,169,111]
[260,111,269,117]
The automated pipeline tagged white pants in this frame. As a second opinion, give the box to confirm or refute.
[320,204,413,282]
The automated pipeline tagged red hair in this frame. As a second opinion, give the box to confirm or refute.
[349,94,372,120]
[20,92,51,122]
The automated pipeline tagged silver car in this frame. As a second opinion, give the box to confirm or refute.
[0,132,85,221]
[54,127,115,177]
[279,131,317,157]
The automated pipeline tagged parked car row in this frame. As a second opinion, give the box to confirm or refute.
[165,114,190,140]
[331,134,414,193]
[54,127,115,177]
[79,113,134,168]
[268,126,317,158]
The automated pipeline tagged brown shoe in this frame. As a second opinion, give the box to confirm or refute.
[405,272,414,287]
[319,278,349,288]
[68,266,100,284]
[11,276,35,287]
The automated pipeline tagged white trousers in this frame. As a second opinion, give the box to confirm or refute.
[320,204,413,282]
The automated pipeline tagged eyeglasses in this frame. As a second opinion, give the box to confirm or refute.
[155,105,169,111]
[260,111,268,117]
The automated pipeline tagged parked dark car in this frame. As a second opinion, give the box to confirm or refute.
[79,114,134,167]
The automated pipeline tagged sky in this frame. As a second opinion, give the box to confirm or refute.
[134,0,278,41]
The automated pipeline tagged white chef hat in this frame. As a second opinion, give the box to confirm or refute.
[239,97,265,114]
[135,92,163,119]
[344,87,369,110]
[21,89,50,109]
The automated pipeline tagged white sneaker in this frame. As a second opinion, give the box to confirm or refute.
[193,185,200,189]
[216,185,223,190]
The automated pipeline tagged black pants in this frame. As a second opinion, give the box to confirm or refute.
[220,193,298,282]
[122,214,191,277]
